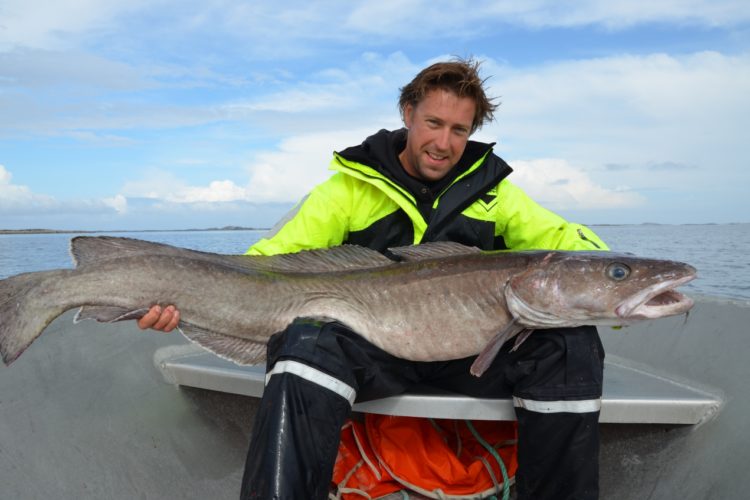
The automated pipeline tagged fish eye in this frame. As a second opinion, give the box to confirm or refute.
[606,263,631,281]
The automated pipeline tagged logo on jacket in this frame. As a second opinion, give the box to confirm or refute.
[478,187,498,212]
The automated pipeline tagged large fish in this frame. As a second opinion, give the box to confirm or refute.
[0,236,696,376]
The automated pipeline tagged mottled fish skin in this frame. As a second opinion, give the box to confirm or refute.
[0,237,696,375]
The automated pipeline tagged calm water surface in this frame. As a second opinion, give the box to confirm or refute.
[591,224,750,300]
[0,230,264,276]
[1,225,748,300]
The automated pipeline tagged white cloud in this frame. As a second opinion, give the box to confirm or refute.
[475,51,750,192]
[0,164,125,217]
[231,89,356,114]
[224,52,414,120]
[0,0,172,51]
[172,180,249,203]
[0,48,147,89]
[345,1,750,36]
[118,128,377,204]
[508,158,646,210]
[0,164,57,210]
[0,48,410,139]
[121,172,252,204]
[244,129,377,202]
[4,1,746,55]
[0,0,146,50]
[485,0,750,29]
[102,194,128,214]
[120,172,252,204]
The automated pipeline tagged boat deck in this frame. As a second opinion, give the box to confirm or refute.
[155,344,721,425]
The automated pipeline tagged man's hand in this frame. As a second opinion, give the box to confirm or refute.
[137,305,180,333]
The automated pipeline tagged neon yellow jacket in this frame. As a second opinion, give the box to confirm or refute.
[247,129,607,256]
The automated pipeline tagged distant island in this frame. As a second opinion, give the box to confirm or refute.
[0,226,268,235]
[2,222,745,236]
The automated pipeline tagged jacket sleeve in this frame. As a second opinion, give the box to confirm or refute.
[245,174,351,256]
[495,179,609,251]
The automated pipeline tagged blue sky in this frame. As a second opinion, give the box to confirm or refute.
[1,1,748,230]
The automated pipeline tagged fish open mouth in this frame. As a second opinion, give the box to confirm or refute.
[615,275,696,320]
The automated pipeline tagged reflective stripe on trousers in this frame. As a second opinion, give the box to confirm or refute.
[265,359,357,405]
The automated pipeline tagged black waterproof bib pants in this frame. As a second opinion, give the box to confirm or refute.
[240,318,604,500]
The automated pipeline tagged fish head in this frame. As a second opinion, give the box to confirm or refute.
[504,251,697,328]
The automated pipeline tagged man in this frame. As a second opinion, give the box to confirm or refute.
[140,58,608,499]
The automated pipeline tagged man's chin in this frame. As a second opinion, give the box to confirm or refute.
[416,167,451,182]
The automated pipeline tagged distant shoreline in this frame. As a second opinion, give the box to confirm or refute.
[1,222,746,236]
[0,226,269,235]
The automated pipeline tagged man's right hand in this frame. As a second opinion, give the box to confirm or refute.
[137,305,180,333]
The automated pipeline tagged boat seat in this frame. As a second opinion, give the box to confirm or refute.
[154,344,721,425]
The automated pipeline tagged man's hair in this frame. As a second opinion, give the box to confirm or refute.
[399,57,498,134]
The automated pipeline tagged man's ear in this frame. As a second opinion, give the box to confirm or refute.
[402,103,414,129]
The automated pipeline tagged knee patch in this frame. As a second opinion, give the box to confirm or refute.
[510,326,604,402]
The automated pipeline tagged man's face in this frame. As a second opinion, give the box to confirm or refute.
[399,88,476,182]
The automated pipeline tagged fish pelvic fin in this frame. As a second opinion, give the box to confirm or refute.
[470,319,526,377]
[75,306,152,323]
[0,270,70,365]
[178,323,268,366]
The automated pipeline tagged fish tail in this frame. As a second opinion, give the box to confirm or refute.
[0,270,70,365]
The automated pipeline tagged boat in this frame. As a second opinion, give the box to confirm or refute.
[0,294,744,499]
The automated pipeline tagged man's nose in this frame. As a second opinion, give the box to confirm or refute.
[435,128,451,150]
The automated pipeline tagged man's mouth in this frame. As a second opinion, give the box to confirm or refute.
[426,151,448,163]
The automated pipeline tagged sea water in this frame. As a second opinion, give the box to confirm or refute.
[1,224,748,300]
[591,224,750,300]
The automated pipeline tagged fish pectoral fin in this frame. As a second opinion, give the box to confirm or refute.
[469,321,525,377]
[179,323,267,366]
[74,306,151,323]
[510,328,535,352]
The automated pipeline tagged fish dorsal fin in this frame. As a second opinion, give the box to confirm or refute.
[387,241,481,262]
[71,236,223,267]
[71,236,275,273]
[247,245,394,273]
[71,236,394,274]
